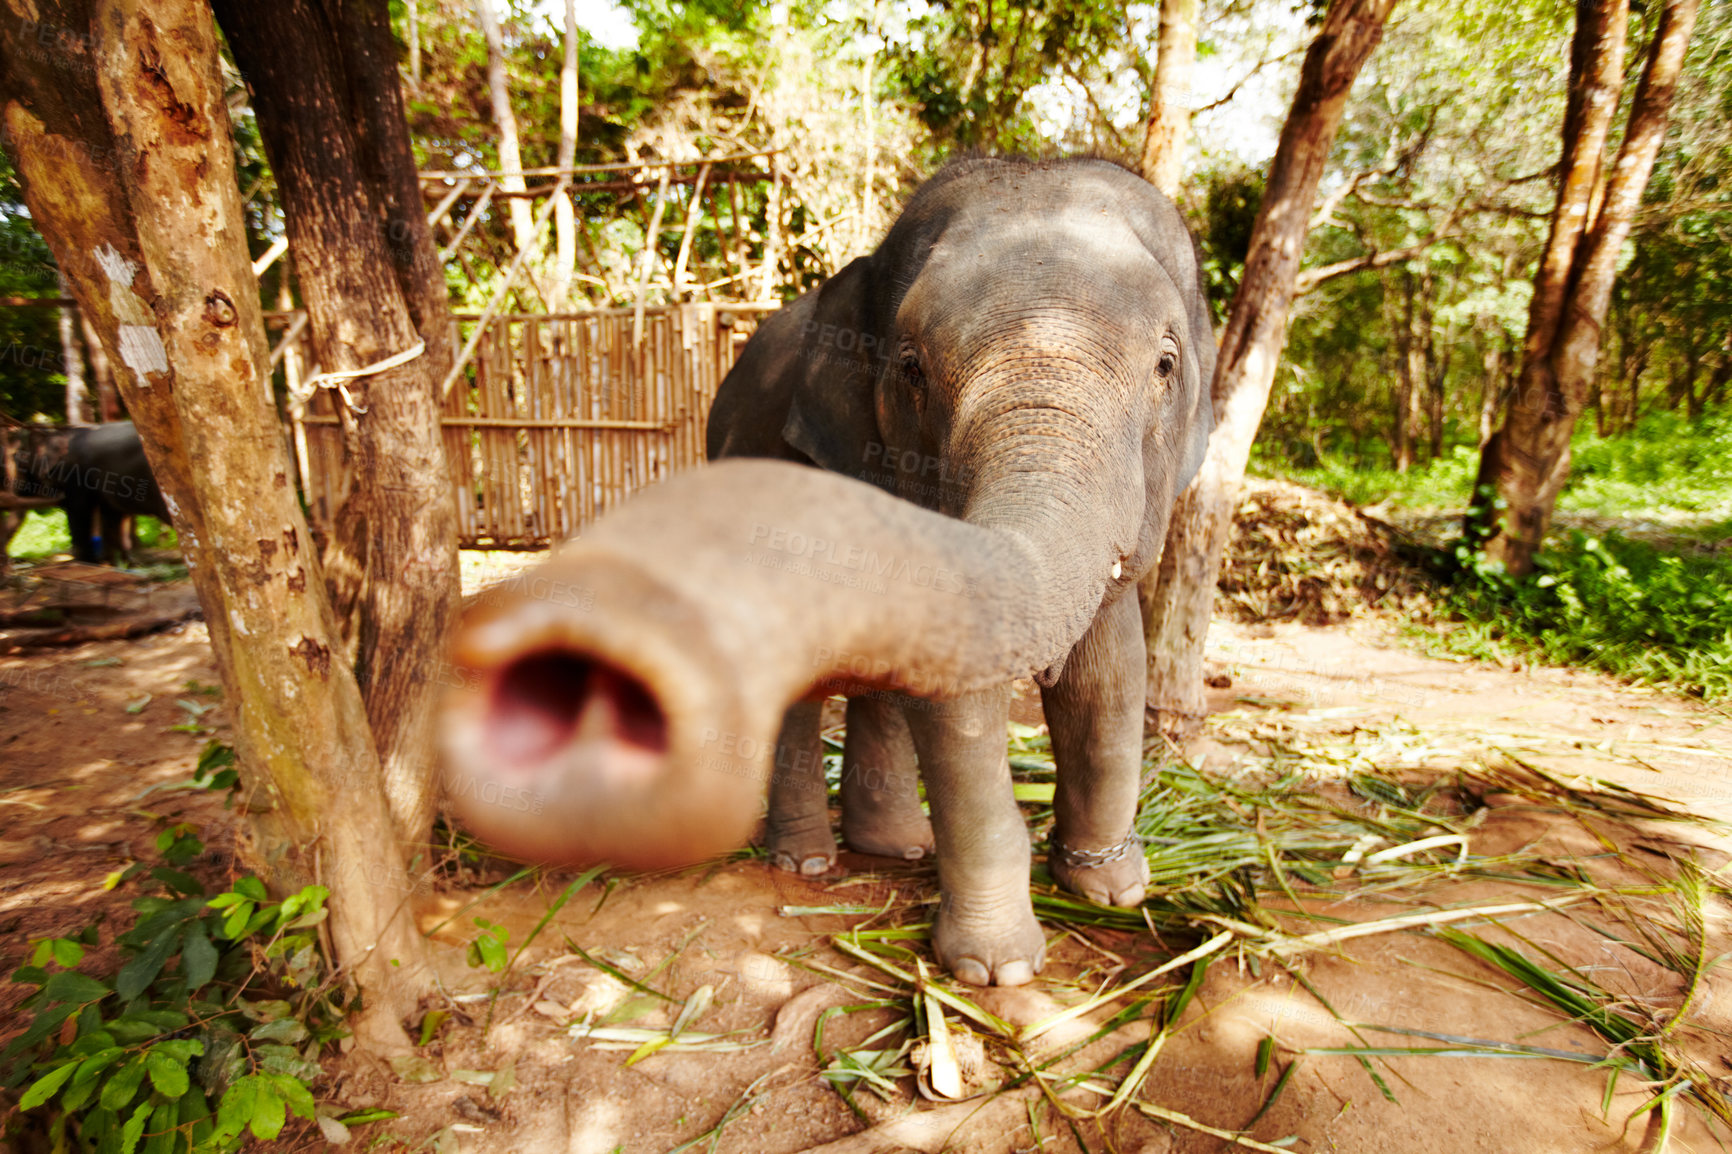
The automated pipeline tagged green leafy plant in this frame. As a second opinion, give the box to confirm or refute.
[466,918,511,973]
[1436,529,1732,701]
[2,825,350,1151]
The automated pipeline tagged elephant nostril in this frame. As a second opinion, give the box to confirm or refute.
[487,651,669,767]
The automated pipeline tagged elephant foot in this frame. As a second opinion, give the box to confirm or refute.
[1050,834,1149,907]
[933,891,1047,987]
[841,808,935,862]
[765,815,838,876]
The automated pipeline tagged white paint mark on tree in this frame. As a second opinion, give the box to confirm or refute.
[92,244,169,382]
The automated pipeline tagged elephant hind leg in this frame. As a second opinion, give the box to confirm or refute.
[1042,592,1150,908]
[764,699,837,876]
[65,497,98,564]
[838,694,932,861]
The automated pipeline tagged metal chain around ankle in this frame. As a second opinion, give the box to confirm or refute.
[1051,832,1142,870]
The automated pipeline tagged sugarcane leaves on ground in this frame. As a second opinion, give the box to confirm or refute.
[791,716,1732,1137]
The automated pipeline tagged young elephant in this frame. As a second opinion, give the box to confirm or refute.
[440,157,1214,987]
[705,157,1215,983]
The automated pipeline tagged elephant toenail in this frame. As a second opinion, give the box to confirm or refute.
[953,958,991,986]
[903,846,926,860]
[800,856,830,876]
[996,960,1034,987]
[772,854,798,873]
[1113,885,1146,907]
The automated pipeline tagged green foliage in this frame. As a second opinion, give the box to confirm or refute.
[885,0,1133,155]
[466,918,511,973]
[1437,531,1732,703]
[0,150,68,422]
[1261,442,1480,509]
[1263,412,1732,519]
[1192,166,1264,318]
[1561,412,1732,517]
[4,510,177,564]
[2,826,346,1152]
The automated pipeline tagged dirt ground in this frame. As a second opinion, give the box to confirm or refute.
[1,547,1729,1153]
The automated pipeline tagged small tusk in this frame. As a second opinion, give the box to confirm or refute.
[1111,560,1122,580]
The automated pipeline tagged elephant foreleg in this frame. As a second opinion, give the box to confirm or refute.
[764,699,836,875]
[908,685,1045,987]
[65,496,98,564]
[839,694,932,861]
[1041,592,1150,908]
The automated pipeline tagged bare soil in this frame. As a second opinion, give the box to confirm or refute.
[1,530,1728,1154]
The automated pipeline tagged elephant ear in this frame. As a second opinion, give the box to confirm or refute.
[1173,237,1217,492]
[780,256,885,484]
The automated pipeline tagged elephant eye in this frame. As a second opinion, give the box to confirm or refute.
[1156,351,1179,380]
[900,352,926,408]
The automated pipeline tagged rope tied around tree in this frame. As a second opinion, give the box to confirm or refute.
[292,339,427,417]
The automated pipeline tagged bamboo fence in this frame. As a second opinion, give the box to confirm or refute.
[282,304,774,549]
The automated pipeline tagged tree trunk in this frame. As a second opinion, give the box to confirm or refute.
[405,0,420,91]
[1478,335,1505,446]
[1139,0,1396,738]
[1139,0,1200,197]
[79,311,117,420]
[1392,269,1415,471]
[56,269,90,423]
[858,0,881,253]
[474,0,538,259]
[1427,337,1449,462]
[0,0,430,1049]
[1468,0,1698,573]
[551,0,578,310]
[215,0,462,853]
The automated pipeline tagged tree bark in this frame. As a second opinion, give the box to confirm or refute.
[215,0,462,853]
[1139,0,1396,738]
[1468,0,1698,573]
[1139,0,1200,197]
[0,0,430,1048]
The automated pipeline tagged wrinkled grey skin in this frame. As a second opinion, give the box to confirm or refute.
[705,157,1215,985]
[2,422,171,565]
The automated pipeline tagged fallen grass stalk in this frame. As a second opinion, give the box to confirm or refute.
[1264,897,1588,957]
[833,936,1015,1037]
[1020,931,1233,1042]
[1134,1102,1297,1153]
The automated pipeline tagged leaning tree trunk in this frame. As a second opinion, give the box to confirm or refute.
[0,0,430,1049]
[474,0,538,260]
[1468,0,1699,573]
[1140,0,1397,738]
[551,0,579,310]
[1139,0,1200,197]
[215,0,462,853]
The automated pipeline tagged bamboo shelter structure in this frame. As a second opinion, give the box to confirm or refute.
[276,303,773,549]
[265,152,803,548]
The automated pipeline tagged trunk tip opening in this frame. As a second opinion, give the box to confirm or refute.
[487,649,670,768]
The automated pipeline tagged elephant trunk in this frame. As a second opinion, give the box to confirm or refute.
[440,457,1142,870]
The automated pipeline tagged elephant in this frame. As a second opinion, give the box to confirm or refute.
[2,422,172,566]
[440,157,1216,987]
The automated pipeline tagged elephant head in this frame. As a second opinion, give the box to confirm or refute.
[440,158,1214,873]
